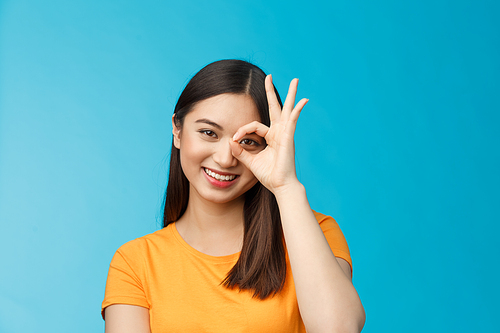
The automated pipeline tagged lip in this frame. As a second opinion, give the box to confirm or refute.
[203,167,238,176]
[202,167,239,189]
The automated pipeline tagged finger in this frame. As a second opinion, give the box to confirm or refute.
[282,78,299,123]
[232,121,269,141]
[265,75,281,126]
[286,98,309,136]
[290,98,308,123]
[229,139,255,169]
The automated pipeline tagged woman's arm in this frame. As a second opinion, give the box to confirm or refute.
[104,304,150,333]
[274,183,365,333]
[231,75,365,333]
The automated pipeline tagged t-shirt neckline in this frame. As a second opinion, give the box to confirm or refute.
[169,222,241,263]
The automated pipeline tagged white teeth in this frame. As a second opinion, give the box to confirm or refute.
[204,168,236,181]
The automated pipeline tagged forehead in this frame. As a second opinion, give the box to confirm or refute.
[186,94,261,126]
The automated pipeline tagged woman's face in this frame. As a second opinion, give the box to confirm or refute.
[173,93,265,205]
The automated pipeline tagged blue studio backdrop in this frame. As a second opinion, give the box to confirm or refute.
[0,0,499,332]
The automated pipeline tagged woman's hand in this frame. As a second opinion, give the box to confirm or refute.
[229,75,308,195]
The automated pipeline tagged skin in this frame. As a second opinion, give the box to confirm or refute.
[105,76,365,333]
[172,93,266,256]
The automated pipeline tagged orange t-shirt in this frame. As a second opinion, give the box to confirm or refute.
[102,211,352,332]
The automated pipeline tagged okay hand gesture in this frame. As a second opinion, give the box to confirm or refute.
[230,75,308,194]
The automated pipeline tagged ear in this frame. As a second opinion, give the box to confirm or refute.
[172,114,181,149]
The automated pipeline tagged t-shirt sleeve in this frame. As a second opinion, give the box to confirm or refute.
[313,210,353,276]
[101,239,150,319]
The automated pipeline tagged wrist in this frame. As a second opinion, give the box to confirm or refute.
[273,181,305,202]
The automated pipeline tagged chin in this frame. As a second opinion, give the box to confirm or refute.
[200,191,246,205]
[190,181,258,206]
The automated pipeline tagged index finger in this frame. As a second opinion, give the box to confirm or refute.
[265,75,281,126]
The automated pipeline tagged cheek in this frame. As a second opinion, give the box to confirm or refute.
[240,175,259,196]
[179,137,209,170]
[242,167,259,186]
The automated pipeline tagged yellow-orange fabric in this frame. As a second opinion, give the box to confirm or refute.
[102,211,352,332]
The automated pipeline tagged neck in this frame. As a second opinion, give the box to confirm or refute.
[175,186,246,256]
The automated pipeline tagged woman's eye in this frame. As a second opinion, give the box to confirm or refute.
[239,138,259,147]
[200,130,217,138]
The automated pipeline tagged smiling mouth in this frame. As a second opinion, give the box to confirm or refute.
[204,168,238,181]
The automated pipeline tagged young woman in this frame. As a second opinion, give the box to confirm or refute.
[102,59,365,332]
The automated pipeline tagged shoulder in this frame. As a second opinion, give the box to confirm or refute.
[112,226,174,262]
[311,209,348,243]
[312,210,334,222]
[312,210,341,230]
[311,209,352,271]
[102,229,175,321]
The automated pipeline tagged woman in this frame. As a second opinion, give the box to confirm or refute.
[102,59,365,332]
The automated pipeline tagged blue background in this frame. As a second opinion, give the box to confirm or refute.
[0,0,498,332]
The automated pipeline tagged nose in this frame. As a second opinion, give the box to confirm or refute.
[213,138,238,169]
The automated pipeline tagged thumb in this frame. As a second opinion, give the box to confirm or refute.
[229,140,254,170]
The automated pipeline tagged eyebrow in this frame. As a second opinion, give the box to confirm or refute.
[195,118,223,130]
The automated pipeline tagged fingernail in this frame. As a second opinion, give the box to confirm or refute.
[233,132,239,141]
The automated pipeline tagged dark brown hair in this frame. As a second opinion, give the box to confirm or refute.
[162,59,286,299]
